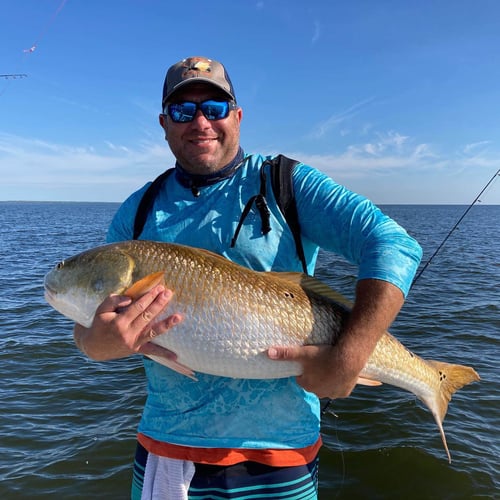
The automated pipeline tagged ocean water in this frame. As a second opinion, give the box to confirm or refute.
[0,201,498,499]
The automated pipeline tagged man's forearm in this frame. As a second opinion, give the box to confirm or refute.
[336,278,405,378]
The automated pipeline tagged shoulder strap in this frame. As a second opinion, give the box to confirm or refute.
[269,155,308,274]
[133,168,174,240]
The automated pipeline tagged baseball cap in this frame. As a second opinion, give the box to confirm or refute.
[162,56,236,106]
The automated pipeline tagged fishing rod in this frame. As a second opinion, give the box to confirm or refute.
[0,73,28,79]
[321,169,499,416]
[411,168,500,288]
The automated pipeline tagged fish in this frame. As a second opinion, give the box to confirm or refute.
[44,240,480,463]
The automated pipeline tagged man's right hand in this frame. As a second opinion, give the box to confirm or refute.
[73,284,182,362]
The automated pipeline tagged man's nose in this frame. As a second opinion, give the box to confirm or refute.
[190,109,211,127]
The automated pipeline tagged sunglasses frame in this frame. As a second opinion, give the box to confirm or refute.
[164,99,238,123]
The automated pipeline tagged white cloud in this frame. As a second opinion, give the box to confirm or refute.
[463,141,491,155]
[0,132,175,201]
[308,97,375,139]
[104,141,131,153]
[352,131,410,156]
[1,131,498,204]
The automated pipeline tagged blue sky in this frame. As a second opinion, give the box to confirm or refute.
[1,0,499,204]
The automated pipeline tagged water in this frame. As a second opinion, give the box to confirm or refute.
[0,202,498,499]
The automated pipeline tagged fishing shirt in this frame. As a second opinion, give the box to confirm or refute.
[107,153,422,462]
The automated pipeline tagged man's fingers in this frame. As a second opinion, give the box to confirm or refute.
[100,286,179,353]
[152,313,183,335]
[267,345,318,361]
[136,313,184,355]
[268,346,296,360]
[140,310,154,323]
[138,315,185,362]
[145,314,184,342]
[128,286,172,328]
[95,294,132,314]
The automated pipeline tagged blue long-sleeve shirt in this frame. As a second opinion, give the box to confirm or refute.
[107,153,422,452]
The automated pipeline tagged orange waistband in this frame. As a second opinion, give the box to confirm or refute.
[137,433,322,467]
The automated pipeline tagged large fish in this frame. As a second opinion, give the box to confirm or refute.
[44,240,479,462]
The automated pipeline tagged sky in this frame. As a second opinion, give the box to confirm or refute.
[1,0,499,204]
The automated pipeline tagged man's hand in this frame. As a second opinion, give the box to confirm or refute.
[268,278,405,399]
[73,284,182,361]
[268,343,363,399]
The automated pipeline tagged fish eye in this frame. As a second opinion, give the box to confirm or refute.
[56,261,65,270]
[92,279,104,293]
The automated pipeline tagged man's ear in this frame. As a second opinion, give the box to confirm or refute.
[159,114,168,139]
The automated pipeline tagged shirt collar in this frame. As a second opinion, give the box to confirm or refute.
[174,147,246,193]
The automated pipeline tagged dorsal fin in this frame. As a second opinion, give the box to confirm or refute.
[192,246,236,266]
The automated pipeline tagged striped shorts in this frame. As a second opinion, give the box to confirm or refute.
[132,441,319,499]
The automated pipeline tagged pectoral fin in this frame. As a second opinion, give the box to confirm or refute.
[147,354,198,381]
[124,272,166,299]
[357,376,383,387]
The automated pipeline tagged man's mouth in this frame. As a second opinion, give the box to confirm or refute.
[190,137,217,145]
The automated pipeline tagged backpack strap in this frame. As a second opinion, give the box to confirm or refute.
[269,155,307,274]
[133,168,173,240]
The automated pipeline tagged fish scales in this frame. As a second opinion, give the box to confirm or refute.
[119,241,337,377]
[44,240,480,462]
[141,245,336,378]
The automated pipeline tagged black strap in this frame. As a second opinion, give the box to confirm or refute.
[132,168,173,240]
[269,155,307,274]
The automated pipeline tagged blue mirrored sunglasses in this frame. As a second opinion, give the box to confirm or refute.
[165,100,238,123]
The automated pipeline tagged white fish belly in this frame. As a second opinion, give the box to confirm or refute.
[150,305,304,379]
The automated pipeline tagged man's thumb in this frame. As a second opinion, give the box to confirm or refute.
[267,346,300,360]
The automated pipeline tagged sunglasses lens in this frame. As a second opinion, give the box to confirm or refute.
[200,100,229,120]
[168,102,197,123]
[167,100,232,122]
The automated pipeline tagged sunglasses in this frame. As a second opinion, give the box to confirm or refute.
[165,100,238,123]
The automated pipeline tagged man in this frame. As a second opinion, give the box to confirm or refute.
[74,56,422,499]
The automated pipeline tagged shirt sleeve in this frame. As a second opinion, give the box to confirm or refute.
[106,184,150,243]
[293,163,422,297]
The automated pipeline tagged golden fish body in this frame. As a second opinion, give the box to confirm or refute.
[44,240,480,462]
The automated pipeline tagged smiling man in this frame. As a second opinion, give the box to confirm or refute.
[159,59,242,175]
[73,56,422,499]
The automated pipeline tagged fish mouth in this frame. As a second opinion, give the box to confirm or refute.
[43,278,58,305]
[44,288,56,305]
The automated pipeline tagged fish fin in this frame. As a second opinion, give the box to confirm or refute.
[192,246,234,265]
[267,272,353,308]
[357,376,383,386]
[147,354,198,381]
[421,360,480,463]
[124,272,166,300]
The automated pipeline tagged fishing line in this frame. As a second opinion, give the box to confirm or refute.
[321,170,497,483]
[0,0,68,97]
[27,0,69,54]
[411,168,499,288]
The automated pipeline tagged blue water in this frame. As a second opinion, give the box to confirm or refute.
[0,202,498,499]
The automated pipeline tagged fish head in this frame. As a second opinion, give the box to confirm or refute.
[44,243,136,327]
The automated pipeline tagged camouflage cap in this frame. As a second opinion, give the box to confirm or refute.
[162,56,236,106]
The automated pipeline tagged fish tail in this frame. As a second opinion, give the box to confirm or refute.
[423,360,480,463]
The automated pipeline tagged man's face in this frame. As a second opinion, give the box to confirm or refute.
[159,84,242,175]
